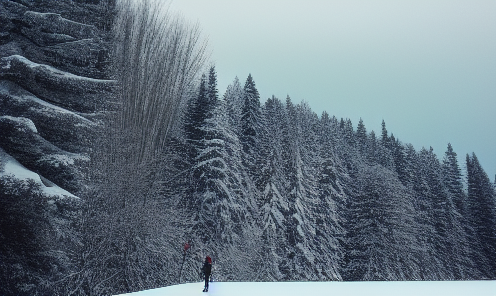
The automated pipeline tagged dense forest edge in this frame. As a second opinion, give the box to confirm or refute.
[0,0,495,295]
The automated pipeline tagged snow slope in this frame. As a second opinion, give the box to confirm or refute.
[116,281,496,296]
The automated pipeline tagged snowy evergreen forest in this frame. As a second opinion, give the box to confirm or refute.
[162,67,496,282]
[0,0,495,295]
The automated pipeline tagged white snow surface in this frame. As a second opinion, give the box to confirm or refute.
[0,115,38,133]
[116,281,496,296]
[0,80,94,124]
[24,11,94,29]
[39,153,89,167]
[0,148,77,199]
[3,55,115,83]
[1,58,10,69]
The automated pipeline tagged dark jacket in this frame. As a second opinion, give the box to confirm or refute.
[202,261,212,276]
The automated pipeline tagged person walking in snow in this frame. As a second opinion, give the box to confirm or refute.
[201,256,212,292]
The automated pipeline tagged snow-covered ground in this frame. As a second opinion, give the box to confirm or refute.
[116,280,496,296]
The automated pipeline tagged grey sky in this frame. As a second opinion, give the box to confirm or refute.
[170,0,496,180]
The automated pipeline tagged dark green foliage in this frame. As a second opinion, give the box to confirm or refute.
[441,144,474,278]
[355,117,367,150]
[0,178,53,295]
[391,137,408,185]
[257,96,291,280]
[241,73,261,156]
[366,130,378,163]
[466,153,496,278]
[315,111,347,280]
[344,164,421,280]
[184,68,255,250]
[381,119,388,146]
[185,74,209,157]
[207,66,219,106]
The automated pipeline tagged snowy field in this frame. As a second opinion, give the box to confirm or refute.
[116,280,496,296]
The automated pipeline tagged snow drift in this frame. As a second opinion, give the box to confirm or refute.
[116,280,496,296]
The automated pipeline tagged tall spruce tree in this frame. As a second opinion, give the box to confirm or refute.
[365,131,378,163]
[356,118,367,155]
[241,74,261,154]
[185,67,234,243]
[240,74,262,183]
[443,144,465,211]
[391,137,408,185]
[381,119,388,146]
[281,102,322,280]
[413,147,449,279]
[379,120,394,169]
[442,143,474,278]
[257,96,291,280]
[224,77,244,136]
[466,153,496,278]
[185,74,208,157]
[184,70,217,242]
[207,66,218,107]
[423,147,453,276]
[315,111,347,280]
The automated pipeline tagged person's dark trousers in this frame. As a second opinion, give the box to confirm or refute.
[204,274,210,290]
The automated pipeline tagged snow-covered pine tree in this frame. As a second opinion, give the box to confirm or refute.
[410,147,452,279]
[345,162,421,280]
[279,101,323,280]
[184,68,222,242]
[314,111,347,280]
[343,119,355,147]
[240,74,262,177]
[378,120,394,169]
[185,74,209,158]
[355,118,367,156]
[466,153,496,279]
[418,147,461,278]
[390,137,409,186]
[223,76,259,214]
[441,143,475,279]
[256,96,291,280]
[224,77,244,137]
[381,119,389,147]
[366,130,379,164]
[443,144,465,210]
[208,69,261,281]
[407,146,440,279]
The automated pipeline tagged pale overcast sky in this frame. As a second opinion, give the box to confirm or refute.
[170,0,496,180]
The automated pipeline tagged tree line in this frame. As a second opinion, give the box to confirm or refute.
[173,66,496,282]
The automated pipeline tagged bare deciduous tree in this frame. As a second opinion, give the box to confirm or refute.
[66,1,208,294]
[113,0,208,164]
